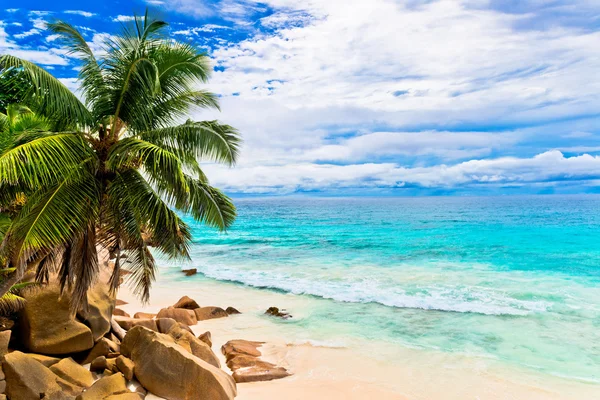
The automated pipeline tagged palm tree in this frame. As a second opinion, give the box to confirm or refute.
[0,12,240,309]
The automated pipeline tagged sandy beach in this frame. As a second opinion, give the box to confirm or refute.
[117,270,600,400]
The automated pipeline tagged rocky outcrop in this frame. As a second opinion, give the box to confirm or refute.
[231,364,290,383]
[3,351,83,399]
[0,331,10,358]
[194,306,228,321]
[49,357,94,388]
[0,317,14,332]
[265,307,292,319]
[115,356,135,381]
[27,353,61,367]
[114,316,158,332]
[77,279,115,342]
[156,307,197,325]
[166,325,220,368]
[221,340,263,358]
[121,326,236,400]
[182,268,197,276]
[75,373,129,400]
[81,337,118,364]
[20,285,94,355]
[133,312,155,319]
[221,340,290,384]
[225,307,241,315]
[173,296,200,310]
[113,308,130,317]
[198,331,212,348]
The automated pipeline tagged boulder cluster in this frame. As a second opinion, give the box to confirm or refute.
[0,278,291,399]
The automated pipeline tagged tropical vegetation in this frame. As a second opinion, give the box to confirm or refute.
[0,12,240,310]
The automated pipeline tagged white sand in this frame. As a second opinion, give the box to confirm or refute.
[117,276,600,400]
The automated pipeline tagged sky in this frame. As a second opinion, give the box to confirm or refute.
[1,0,600,196]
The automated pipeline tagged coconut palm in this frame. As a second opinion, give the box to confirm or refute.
[0,12,240,309]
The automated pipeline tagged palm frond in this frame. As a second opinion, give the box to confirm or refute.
[5,163,100,265]
[140,120,241,166]
[0,132,94,188]
[0,55,92,126]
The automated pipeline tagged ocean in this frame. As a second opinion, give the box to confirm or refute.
[158,196,600,384]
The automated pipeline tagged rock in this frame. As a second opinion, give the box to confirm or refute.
[77,278,116,342]
[90,356,107,372]
[105,394,141,400]
[265,306,292,319]
[108,332,122,345]
[194,307,228,321]
[114,316,158,332]
[198,331,212,348]
[221,340,290,383]
[20,285,94,355]
[121,326,236,400]
[155,318,177,334]
[225,307,241,315]
[221,340,263,359]
[75,373,129,400]
[182,268,197,276]
[116,299,128,306]
[166,324,220,368]
[178,323,194,334]
[0,379,5,393]
[49,357,94,388]
[115,356,135,381]
[111,318,127,341]
[156,307,197,326]
[81,337,115,364]
[133,312,155,319]
[0,331,10,358]
[226,354,263,370]
[114,308,130,317]
[4,351,82,399]
[232,365,290,383]
[27,353,61,367]
[0,317,14,332]
[172,296,200,310]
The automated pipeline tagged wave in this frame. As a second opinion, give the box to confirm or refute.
[190,266,551,316]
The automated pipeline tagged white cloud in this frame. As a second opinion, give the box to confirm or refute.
[112,15,136,22]
[30,18,47,30]
[5,9,18,13]
[64,10,96,18]
[13,28,41,39]
[203,151,600,194]
[46,34,61,42]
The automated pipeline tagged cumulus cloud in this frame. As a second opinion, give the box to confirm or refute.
[112,15,136,22]
[64,10,96,18]
[203,151,600,194]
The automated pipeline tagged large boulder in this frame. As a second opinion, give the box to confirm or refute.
[114,316,158,332]
[166,324,220,368]
[172,296,200,310]
[76,373,129,400]
[20,285,94,355]
[156,307,197,325]
[49,357,94,388]
[198,331,212,348]
[221,340,290,384]
[27,353,61,367]
[77,279,116,342]
[231,365,290,383]
[3,351,82,399]
[221,340,263,359]
[113,309,130,317]
[194,307,228,321]
[133,312,155,319]
[115,356,135,380]
[81,337,118,364]
[0,331,10,358]
[122,326,236,400]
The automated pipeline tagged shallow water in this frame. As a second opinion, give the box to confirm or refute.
[155,196,600,383]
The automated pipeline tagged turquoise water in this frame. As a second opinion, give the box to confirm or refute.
[176,196,600,382]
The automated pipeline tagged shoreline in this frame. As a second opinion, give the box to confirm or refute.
[117,269,600,400]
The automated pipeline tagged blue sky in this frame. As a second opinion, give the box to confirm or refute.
[1,0,600,196]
